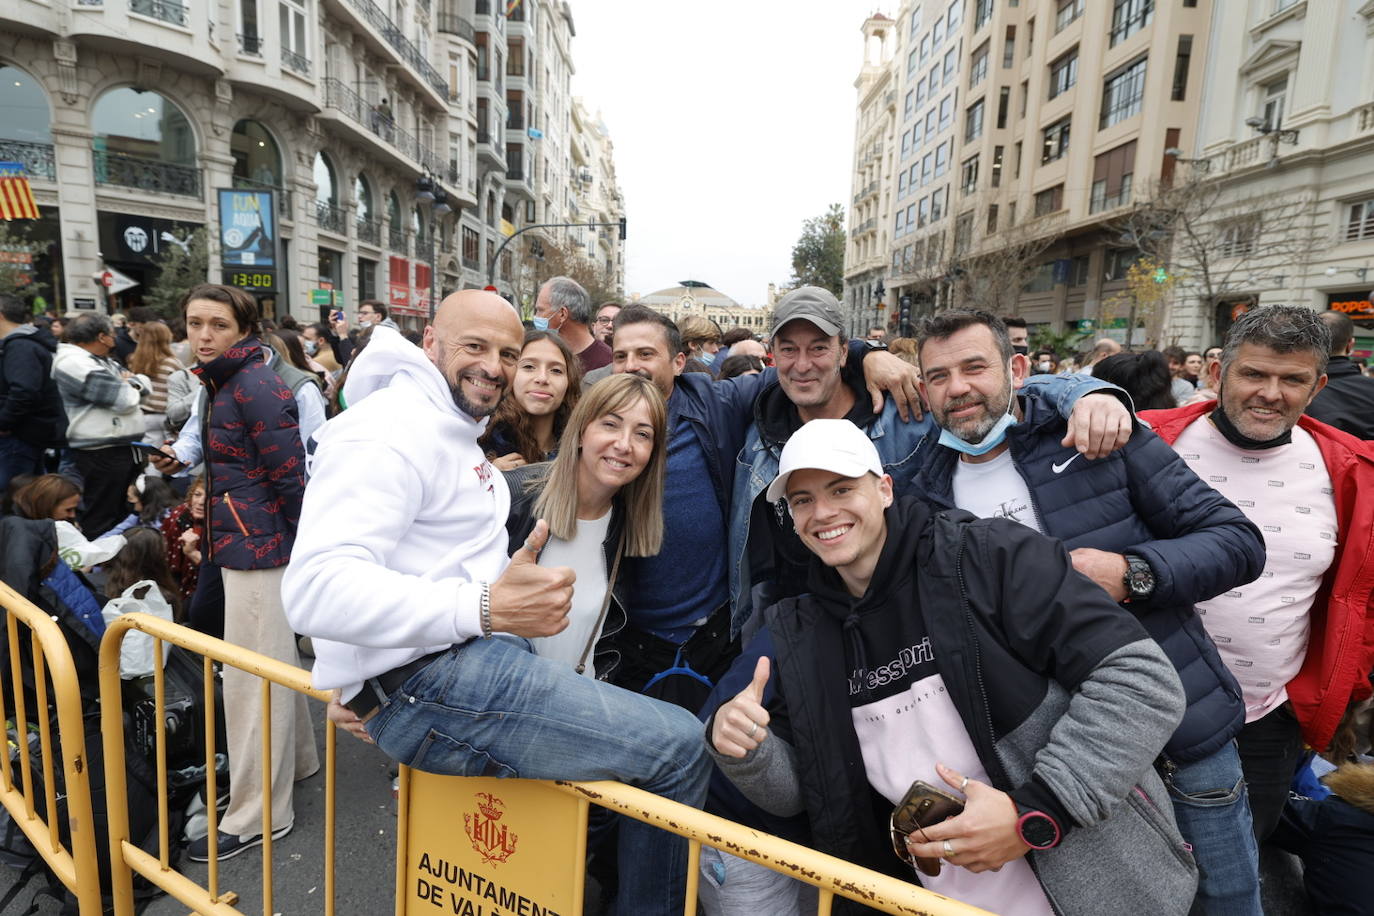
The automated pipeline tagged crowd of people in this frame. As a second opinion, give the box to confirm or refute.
[1,279,1372,915]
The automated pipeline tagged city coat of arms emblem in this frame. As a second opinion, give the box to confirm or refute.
[464,792,519,865]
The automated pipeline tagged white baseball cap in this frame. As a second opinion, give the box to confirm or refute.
[766,419,884,503]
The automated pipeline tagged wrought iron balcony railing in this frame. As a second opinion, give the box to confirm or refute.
[0,140,56,181]
[237,33,263,55]
[389,227,409,253]
[93,149,201,197]
[315,200,346,234]
[437,13,475,43]
[281,47,311,76]
[357,218,382,245]
[130,0,187,26]
[337,0,447,97]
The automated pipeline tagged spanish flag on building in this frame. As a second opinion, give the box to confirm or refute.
[0,162,40,220]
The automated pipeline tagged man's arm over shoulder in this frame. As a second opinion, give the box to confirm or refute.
[1118,424,1266,606]
[283,432,484,649]
[973,519,1185,829]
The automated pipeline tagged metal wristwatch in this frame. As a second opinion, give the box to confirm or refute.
[1122,554,1155,603]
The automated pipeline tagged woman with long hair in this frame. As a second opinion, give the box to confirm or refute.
[480,330,583,470]
[11,473,81,522]
[149,283,316,861]
[504,373,667,676]
[104,526,184,622]
[127,321,183,445]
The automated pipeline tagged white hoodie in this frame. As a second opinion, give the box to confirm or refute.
[282,326,510,700]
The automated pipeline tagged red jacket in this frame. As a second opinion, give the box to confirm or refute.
[1143,400,1374,751]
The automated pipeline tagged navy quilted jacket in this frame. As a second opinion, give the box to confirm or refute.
[193,337,306,571]
[916,389,1266,763]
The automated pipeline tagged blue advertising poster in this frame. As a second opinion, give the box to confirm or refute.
[217,188,276,269]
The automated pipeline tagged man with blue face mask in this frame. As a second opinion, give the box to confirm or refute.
[913,308,1269,915]
[533,276,611,372]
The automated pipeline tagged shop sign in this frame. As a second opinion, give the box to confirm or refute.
[99,212,201,266]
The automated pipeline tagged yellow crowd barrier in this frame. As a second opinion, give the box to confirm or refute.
[0,580,101,915]
[97,611,990,916]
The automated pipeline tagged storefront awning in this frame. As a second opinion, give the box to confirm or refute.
[0,163,40,220]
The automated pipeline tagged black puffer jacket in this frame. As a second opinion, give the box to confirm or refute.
[0,325,65,447]
[915,389,1265,763]
[1306,355,1374,440]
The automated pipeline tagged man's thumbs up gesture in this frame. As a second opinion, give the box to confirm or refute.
[489,519,575,638]
[711,657,772,758]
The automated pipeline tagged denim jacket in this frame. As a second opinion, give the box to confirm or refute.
[727,372,1122,635]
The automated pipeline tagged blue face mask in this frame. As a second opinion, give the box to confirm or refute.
[699,350,716,367]
[937,383,1017,457]
[531,315,550,332]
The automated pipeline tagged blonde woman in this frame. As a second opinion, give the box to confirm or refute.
[503,373,668,678]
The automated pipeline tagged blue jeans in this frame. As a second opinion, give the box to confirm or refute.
[365,636,712,916]
[1165,741,1262,915]
[0,435,43,493]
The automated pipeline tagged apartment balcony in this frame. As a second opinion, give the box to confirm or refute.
[321,0,448,108]
[852,180,878,205]
[281,47,311,78]
[231,175,293,221]
[237,32,263,55]
[93,149,201,199]
[389,226,409,255]
[130,0,187,27]
[476,129,506,170]
[436,12,476,45]
[320,78,444,176]
[357,218,382,246]
[316,201,346,235]
[0,140,56,182]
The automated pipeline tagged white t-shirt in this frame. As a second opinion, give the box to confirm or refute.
[950,449,1044,534]
[1173,420,1338,721]
[530,513,612,677]
[852,649,1055,915]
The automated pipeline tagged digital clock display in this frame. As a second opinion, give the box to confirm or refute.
[224,269,277,292]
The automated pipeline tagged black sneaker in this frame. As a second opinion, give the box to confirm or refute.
[186,824,292,863]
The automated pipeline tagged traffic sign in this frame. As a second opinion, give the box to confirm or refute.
[101,266,138,294]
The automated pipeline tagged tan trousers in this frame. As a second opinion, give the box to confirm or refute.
[218,565,320,836]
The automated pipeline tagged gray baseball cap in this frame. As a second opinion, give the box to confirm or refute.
[772,286,844,337]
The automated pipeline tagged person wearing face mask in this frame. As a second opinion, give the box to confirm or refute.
[1004,315,1030,356]
[913,309,1269,915]
[480,330,583,470]
[679,316,723,374]
[302,323,340,374]
[1030,348,1059,375]
[532,276,612,372]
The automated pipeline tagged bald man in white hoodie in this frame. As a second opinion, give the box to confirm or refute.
[283,290,709,916]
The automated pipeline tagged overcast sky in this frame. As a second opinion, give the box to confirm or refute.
[569,0,885,306]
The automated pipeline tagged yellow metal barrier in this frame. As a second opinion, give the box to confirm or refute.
[99,612,990,916]
[97,611,337,916]
[0,580,102,915]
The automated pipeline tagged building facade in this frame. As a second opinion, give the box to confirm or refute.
[638,282,772,335]
[1170,0,1374,355]
[842,13,898,338]
[0,0,619,325]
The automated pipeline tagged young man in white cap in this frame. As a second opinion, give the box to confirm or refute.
[708,419,1196,916]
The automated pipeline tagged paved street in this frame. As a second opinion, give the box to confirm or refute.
[0,695,1318,916]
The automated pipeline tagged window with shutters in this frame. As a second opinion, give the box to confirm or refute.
[1033,184,1063,217]
[1089,140,1136,213]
